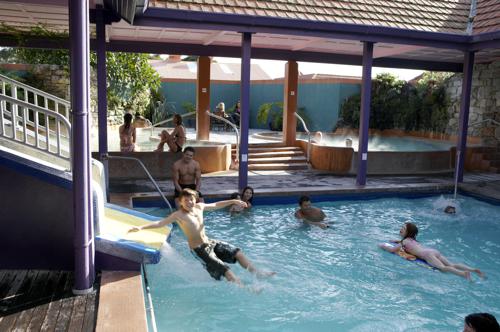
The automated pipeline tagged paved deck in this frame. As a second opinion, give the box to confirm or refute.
[108,170,500,207]
[0,270,97,332]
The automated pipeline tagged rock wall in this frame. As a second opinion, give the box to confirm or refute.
[445,61,500,146]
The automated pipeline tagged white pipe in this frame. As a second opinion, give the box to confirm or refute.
[294,112,311,163]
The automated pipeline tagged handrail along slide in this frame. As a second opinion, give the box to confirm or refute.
[0,74,72,169]
[104,154,173,213]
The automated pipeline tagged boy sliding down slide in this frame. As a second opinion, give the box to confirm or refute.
[128,188,275,285]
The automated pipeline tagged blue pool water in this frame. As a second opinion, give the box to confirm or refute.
[297,133,455,151]
[142,195,500,331]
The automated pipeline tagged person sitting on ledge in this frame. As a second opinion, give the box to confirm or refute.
[132,111,152,128]
[172,146,204,207]
[155,114,186,153]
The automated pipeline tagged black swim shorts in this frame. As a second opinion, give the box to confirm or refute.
[192,240,241,280]
[174,183,204,198]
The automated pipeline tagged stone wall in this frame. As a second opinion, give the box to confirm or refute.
[445,61,500,146]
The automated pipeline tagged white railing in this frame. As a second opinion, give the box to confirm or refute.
[0,73,72,168]
[295,112,311,163]
[205,110,240,159]
[0,94,72,166]
[0,73,71,121]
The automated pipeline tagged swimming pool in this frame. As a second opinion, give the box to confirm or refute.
[142,194,500,331]
[296,133,455,152]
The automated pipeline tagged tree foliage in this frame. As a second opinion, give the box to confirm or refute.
[0,24,161,116]
[339,72,451,132]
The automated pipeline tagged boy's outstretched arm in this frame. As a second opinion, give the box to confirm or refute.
[128,212,178,233]
[201,199,247,211]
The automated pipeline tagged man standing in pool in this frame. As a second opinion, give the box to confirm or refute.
[128,188,275,284]
[294,195,329,229]
[172,146,204,207]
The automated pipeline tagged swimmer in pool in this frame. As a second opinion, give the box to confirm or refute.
[294,195,329,229]
[444,205,456,214]
[128,188,275,284]
[379,222,484,280]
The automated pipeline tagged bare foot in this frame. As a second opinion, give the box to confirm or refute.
[474,269,485,279]
[256,271,276,279]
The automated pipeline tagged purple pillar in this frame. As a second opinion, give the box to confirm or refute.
[96,5,109,200]
[69,0,94,294]
[455,51,475,182]
[238,32,252,191]
[356,42,374,186]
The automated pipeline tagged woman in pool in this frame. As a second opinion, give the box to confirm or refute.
[379,222,484,280]
[241,186,254,209]
[155,114,186,153]
[119,113,136,152]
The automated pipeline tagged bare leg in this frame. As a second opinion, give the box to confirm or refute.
[426,254,471,280]
[224,270,242,285]
[438,254,485,278]
[234,251,275,277]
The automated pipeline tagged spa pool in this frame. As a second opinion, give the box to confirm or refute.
[141,194,500,331]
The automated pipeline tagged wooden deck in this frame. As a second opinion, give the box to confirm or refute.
[0,270,97,331]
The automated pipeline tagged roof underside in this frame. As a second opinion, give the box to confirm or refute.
[0,0,499,70]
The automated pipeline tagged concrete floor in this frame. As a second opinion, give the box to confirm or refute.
[109,170,500,207]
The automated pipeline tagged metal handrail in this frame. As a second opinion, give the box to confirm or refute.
[104,154,173,213]
[205,110,240,160]
[0,94,72,167]
[294,112,311,163]
[468,118,500,128]
[142,264,158,332]
[150,111,197,129]
[0,73,71,106]
[1,73,71,120]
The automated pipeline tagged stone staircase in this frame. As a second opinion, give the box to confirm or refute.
[232,143,309,171]
[470,145,500,173]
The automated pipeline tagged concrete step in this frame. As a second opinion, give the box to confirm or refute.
[231,143,285,149]
[233,146,303,154]
[248,156,307,164]
[248,162,309,170]
[233,150,305,158]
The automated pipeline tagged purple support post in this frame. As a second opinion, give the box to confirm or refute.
[356,42,374,186]
[455,51,475,182]
[96,5,109,201]
[238,32,252,191]
[69,0,94,294]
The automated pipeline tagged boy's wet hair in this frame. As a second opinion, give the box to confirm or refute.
[444,205,456,214]
[179,188,198,200]
[183,146,195,154]
[404,222,419,240]
[230,192,240,199]
[298,195,311,206]
[465,313,500,332]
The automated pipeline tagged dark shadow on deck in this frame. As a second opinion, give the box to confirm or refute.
[0,270,99,331]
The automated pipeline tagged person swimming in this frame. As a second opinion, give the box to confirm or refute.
[379,222,484,280]
[444,205,456,214]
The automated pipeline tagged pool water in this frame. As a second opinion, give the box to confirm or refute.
[142,195,500,331]
[297,133,455,151]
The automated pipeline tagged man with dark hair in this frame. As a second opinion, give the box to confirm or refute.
[172,146,203,207]
[295,195,329,229]
[464,313,500,332]
[129,188,275,284]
